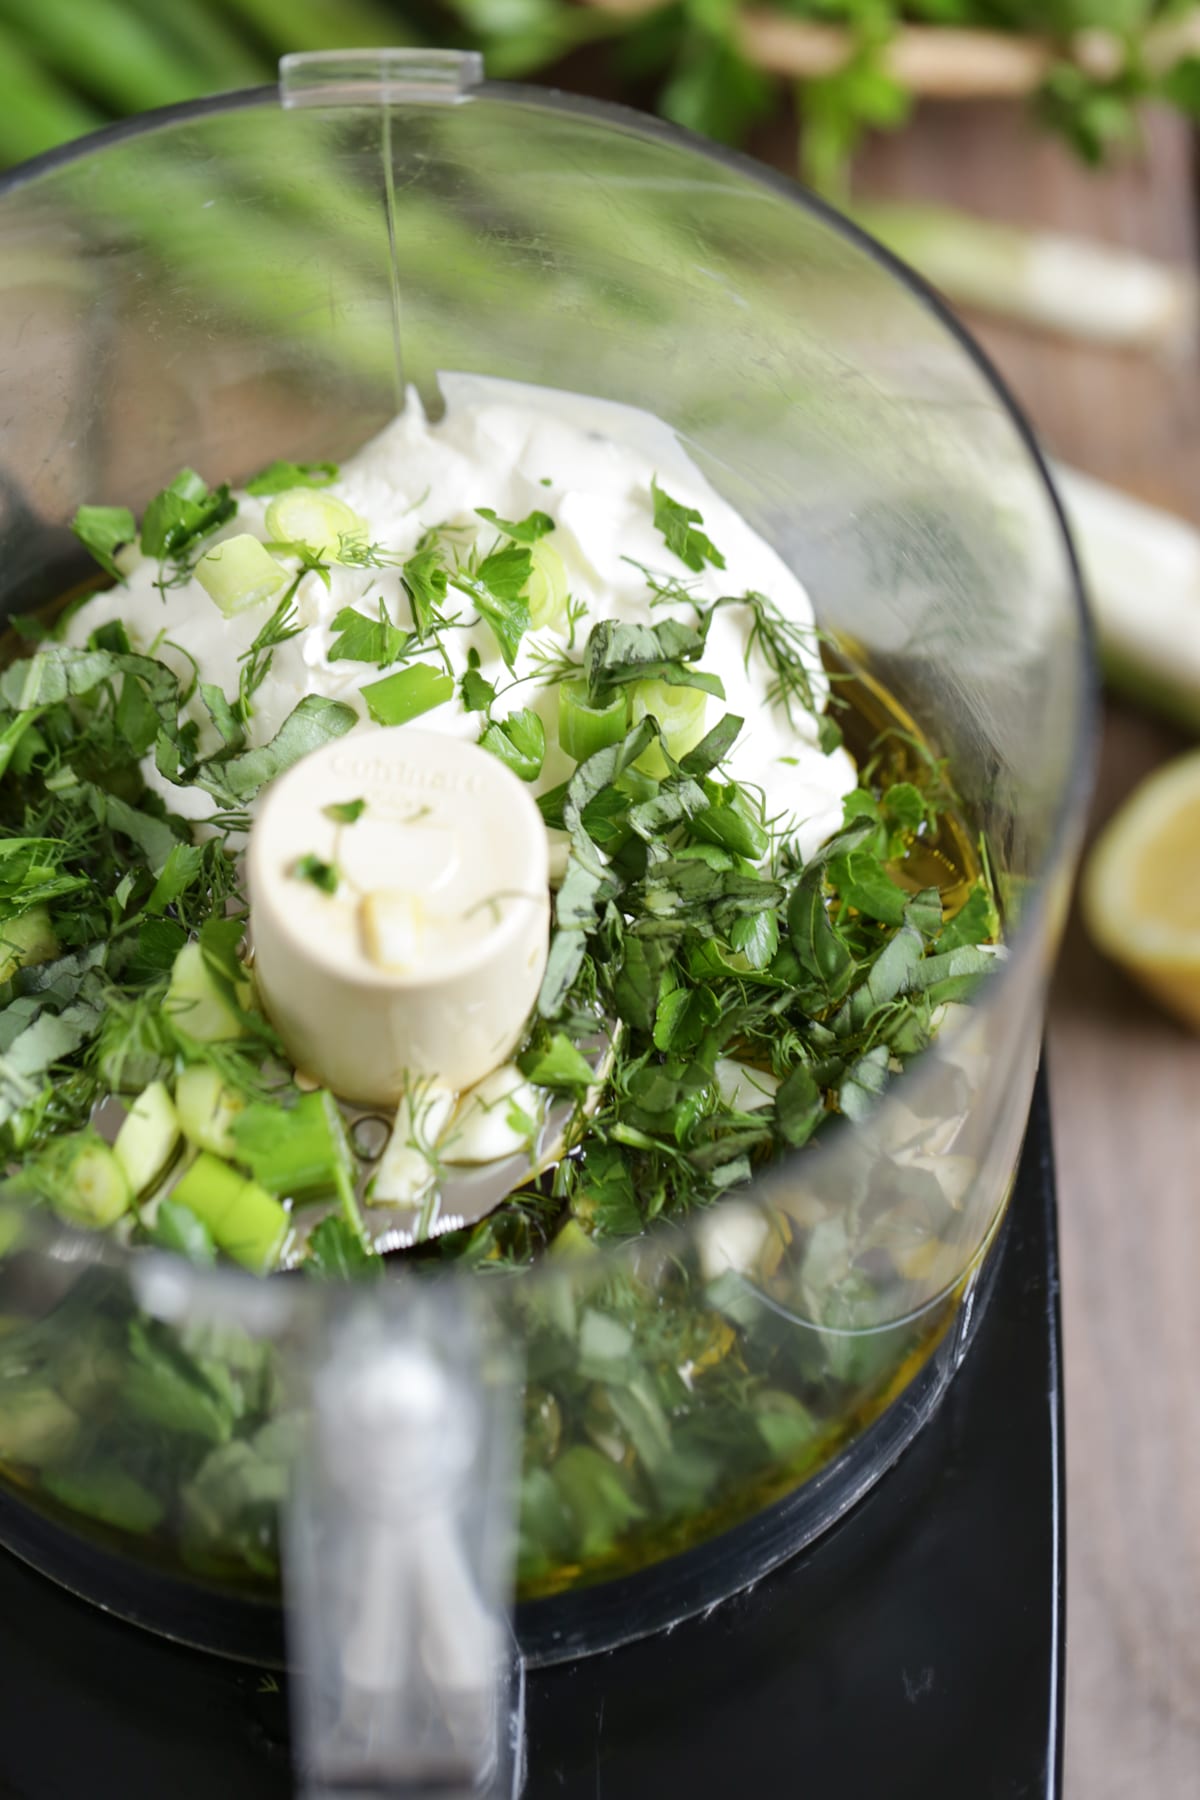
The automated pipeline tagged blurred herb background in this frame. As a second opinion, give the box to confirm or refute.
[0,0,1199,192]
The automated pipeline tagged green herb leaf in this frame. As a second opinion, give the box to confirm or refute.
[245,459,338,496]
[361,662,455,727]
[70,505,137,581]
[305,1215,383,1280]
[141,469,236,563]
[323,798,366,826]
[479,708,546,782]
[327,600,409,667]
[775,1063,823,1147]
[402,546,450,640]
[583,617,723,702]
[192,695,357,807]
[475,507,555,544]
[460,650,496,715]
[680,713,743,777]
[146,844,207,916]
[650,479,726,573]
[452,548,533,670]
[519,1031,596,1092]
[827,850,909,927]
[147,1199,217,1265]
[937,882,996,953]
[293,854,338,895]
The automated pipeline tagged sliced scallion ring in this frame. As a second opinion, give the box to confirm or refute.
[629,678,709,777]
[528,539,569,628]
[558,681,628,762]
[264,489,367,561]
[194,534,286,616]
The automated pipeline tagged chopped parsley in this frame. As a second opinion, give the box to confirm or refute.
[322,798,366,826]
[651,478,726,573]
[292,854,339,895]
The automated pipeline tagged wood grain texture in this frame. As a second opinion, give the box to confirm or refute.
[847,101,1200,1800]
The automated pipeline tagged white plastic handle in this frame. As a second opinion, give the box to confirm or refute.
[284,1286,523,1797]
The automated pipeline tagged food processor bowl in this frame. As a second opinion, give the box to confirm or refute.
[0,50,1094,1797]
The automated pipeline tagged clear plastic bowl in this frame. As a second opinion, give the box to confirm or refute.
[0,47,1093,1790]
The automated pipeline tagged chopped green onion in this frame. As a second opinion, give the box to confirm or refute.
[170,1151,289,1274]
[528,539,570,629]
[113,1081,180,1195]
[194,533,286,617]
[174,1064,245,1159]
[264,488,366,560]
[361,661,454,727]
[854,202,1198,352]
[629,678,709,778]
[33,1131,131,1230]
[558,681,628,762]
[234,1089,353,1195]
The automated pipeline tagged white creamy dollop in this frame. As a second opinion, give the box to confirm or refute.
[67,373,855,857]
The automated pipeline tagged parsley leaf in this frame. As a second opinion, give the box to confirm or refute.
[479,708,546,782]
[402,546,450,640]
[452,549,532,670]
[323,798,366,826]
[140,469,236,563]
[475,507,555,544]
[304,1216,383,1280]
[70,506,137,582]
[305,1209,379,1281]
[519,1031,595,1093]
[293,854,338,895]
[459,650,496,715]
[146,1200,217,1265]
[651,479,726,573]
[327,599,409,667]
[245,460,338,496]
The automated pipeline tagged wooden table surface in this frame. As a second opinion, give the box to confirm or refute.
[846,102,1200,1800]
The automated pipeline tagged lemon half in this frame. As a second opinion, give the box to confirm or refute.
[1082,748,1200,1029]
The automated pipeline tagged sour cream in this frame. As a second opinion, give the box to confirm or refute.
[67,373,856,857]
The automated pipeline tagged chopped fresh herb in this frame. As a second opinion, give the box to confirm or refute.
[651,479,726,574]
[304,1215,382,1280]
[141,470,236,564]
[292,854,338,895]
[236,587,304,719]
[322,798,366,826]
[361,662,455,727]
[459,649,496,715]
[145,1199,217,1265]
[475,507,555,544]
[193,696,357,808]
[451,560,531,670]
[327,599,409,667]
[401,545,451,641]
[70,505,137,582]
[519,1030,596,1093]
[583,617,724,704]
[479,708,546,783]
[245,459,338,496]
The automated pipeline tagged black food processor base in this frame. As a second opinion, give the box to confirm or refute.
[0,1073,1063,1800]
